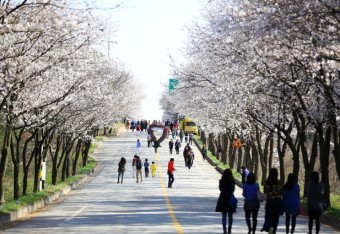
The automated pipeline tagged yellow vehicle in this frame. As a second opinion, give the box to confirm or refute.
[179,117,199,135]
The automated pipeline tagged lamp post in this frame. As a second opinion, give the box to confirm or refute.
[99,29,117,58]
[107,31,117,58]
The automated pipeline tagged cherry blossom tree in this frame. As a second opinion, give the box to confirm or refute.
[0,0,141,202]
[166,0,339,205]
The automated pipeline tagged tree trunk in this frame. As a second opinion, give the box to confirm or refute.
[82,139,91,167]
[0,124,11,205]
[72,139,82,176]
[303,133,318,198]
[317,125,331,208]
[22,131,35,195]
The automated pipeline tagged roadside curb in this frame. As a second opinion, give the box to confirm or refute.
[0,162,99,228]
[193,139,243,188]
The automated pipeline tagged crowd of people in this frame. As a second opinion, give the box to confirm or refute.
[117,119,326,234]
[216,167,325,234]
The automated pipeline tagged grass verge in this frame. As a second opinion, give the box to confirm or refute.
[0,139,99,215]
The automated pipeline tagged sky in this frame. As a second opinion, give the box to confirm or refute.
[95,0,203,121]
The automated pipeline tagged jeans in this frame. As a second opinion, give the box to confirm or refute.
[117,172,124,183]
[168,173,174,187]
[222,212,233,234]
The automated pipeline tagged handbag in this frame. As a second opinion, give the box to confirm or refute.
[257,190,265,202]
[229,193,238,209]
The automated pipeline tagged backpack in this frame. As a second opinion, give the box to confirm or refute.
[136,160,142,169]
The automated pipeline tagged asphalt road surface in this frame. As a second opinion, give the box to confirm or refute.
[1,131,338,234]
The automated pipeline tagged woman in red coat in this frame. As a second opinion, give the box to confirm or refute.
[167,158,175,188]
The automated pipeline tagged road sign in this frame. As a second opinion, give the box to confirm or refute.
[169,78,179,91]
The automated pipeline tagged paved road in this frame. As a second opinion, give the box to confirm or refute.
[1,131,338,233]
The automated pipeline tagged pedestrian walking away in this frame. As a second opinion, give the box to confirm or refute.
[144,158,150,177]
[215,169,237,234]
[217,144,222,160]
[136,156,143,183]
[172,129,176,139]
[242,172,260,234]
[117,157,126,183]
[183,144,191,166]
[167,158,176,188]
[175,139,181,154]
[169,138,174,154]
[153,138,160,153]
[136,139,141,154]
[147,134,152,147]
[179,130,184,143]
[241,165,250,185]
[132,155,137,178]
[307,171,324,234]
[282,173,300,234]
[184,131,189,143]
[186,149,194,169]
[150,161,156,177]
[188,132,194,145]
[202,144,207,161]
[261,168,283,234]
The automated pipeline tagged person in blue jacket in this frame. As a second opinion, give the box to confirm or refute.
[282,173,300,234]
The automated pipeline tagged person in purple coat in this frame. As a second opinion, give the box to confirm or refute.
[282,173,300,234]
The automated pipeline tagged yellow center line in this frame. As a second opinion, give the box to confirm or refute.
[157,152,184,234]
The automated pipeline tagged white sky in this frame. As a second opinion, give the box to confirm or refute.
[96,0,203,121]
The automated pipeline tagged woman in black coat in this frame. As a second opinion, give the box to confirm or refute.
[216,169,236,234]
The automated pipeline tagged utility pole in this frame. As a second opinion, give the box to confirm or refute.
[107,31,117,58]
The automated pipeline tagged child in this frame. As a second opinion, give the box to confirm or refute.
[150,161,156,177]
[144,158,150,177]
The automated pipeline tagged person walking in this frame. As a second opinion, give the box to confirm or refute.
[179,130,184,143]
[117,157,126,183]
[175,139,181,154]
[150,161,156,177]
[132,155,137,178]
[202,144,207,160]
[217,144,222,160]
[147,134,152,147]
[167,158,175,188]
[169,139,174,154]
[172,129,176,139]
[144,158,150,178]
[242,172,260,234]
[136,156,143,183]
[241,165,250,185]
[184,131,189,143]
[282,173,300,234]
[307,171,324,234]
[188,132,194,145]
[183,144,190,166]
[136,139,141,154]
[153,139,160,153]
[215,169,237,234]
[261,168,283,234]
[186,150,194,169]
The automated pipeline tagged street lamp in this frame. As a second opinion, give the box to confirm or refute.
[107,31,117,57]
[99,29,117,57]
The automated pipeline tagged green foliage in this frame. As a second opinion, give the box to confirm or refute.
[326,194,340,219]
[194,135,240,179]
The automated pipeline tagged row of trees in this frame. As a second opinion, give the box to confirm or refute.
[162,0,339,207]
[0,0,142,204]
